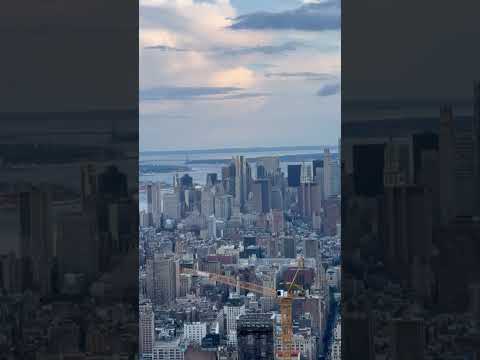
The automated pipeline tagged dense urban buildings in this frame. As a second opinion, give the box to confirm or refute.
[139,149,341,359]
[342,83,480,359]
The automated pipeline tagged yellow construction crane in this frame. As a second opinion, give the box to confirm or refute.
[182,256,305,360]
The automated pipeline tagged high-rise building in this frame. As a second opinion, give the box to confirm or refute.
[163,192,181,220]
[236,313,275,360]
[80,163,97,207]
[439,106,455,224]
[154,254,176,306]
[252,179,271,214]
[287,164,301,187]
[352,143,385,197]
[299,182,313,218]
[312,159,324,178]
[214,194,232,220]
[342,312,374,360]
[146,183,154,226]
[153,339,185,360]
[271,186,283,210]
[151,182,162,225]
[140,302,155,357]
[473,80,480,216]
[207,215,217,240]
[304,238,319,259]
[206,173,218,188]
[184,322,207,345]
[301,163,313,183]
[19,187,54,296]
[256,164,266,179]
[391,319,425,360]
[454,129,475,217]
[256,157,280,177]
[270,209,284,235]
[201,189,215,217]
[97,165,128,200]
[234,156,248,211]
[180,174,193,188]
[282,236,296,258]
[224,296,245,346]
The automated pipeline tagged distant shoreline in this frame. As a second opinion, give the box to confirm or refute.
[140,145,338,156]
[185,152,338,165]
[139,164,190,174]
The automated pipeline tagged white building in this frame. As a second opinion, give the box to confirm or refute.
[224,297,245,346]
[153,339,185,360]
[183,322,207,345]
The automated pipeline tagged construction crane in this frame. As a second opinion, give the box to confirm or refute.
[182,257,305,360]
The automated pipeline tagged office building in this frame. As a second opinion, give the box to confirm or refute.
[184,322,207,345]
[352,143,385,197]
[207,215,217,240]
[201,189,215,217]
[140,302,155,357]
[154,254,176,306]
[163,192,181,220]
[391,319,425,360]
[237,313,275,360]
[234,156,248,211]
[224,297,245,346]
[304,238,319,259]
[288,165,301,187]
[282,236,296,258]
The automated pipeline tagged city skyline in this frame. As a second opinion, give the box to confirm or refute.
[140,0,340,151]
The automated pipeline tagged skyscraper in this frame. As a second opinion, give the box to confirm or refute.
[283,236,296,258]
[312,159,324,178]
[439,106,454,224]
[140,302,155,357]
[154,254,176,306]
[323,149,333,198]
[207,214,217,240]
[206,173,218,188]
[287,164,301,187]
[224,296,245,346]
[473,80,480,216]
[234,156,248,211]
[201,188,215,217]
[237,313,275,360]
[256,157,280,177]
[162,192,181,220]
[391,319,425,360]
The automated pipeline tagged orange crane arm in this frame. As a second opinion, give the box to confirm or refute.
[181,268,277,297]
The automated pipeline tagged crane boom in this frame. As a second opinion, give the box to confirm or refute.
[182,268,276,297]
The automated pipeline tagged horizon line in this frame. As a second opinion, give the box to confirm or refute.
[140,144,339,154]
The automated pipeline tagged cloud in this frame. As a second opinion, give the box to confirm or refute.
[143,44,190,52]
[144,41,304,56]
[140,86,268,101]
[140,86,242,100]
[229,1,340,32]
[219,92,270,100]
[216,41,304,55]
[265,72,336,80]
[210,67,255,88]
[316,82,340,96]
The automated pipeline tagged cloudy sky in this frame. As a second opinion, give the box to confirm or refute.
[140,0,340,151]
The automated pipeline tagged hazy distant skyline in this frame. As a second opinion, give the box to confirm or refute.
[140,0,340,151]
